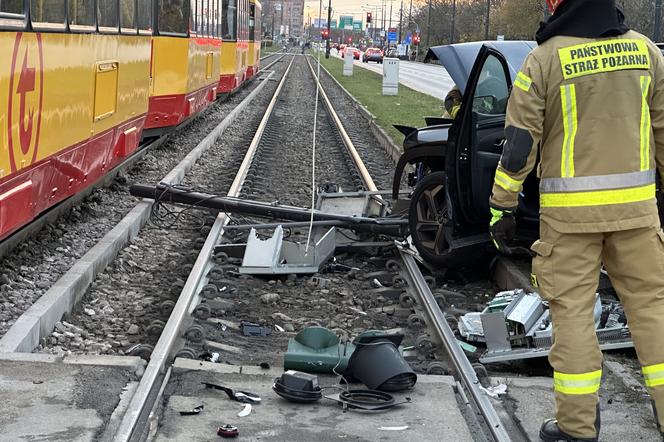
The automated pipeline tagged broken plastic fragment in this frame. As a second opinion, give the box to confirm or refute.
[179,404,204,416]
[480,383,507,398]
[378,426,409,431]
[202,382,262,403]
[238,404,252,417]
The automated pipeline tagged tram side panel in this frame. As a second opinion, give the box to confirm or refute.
[0,32,150,239]
[147,0,222,134]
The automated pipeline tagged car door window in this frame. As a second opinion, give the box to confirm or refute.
[472,54,509,115]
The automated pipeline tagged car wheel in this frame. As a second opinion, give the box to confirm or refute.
[408,172,466,267]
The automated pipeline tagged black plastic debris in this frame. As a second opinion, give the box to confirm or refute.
[343,334,417,392]
[273,370,322,403]
[240,321,272,337]
[179,405,204,416]
[217,424,239,438]
[203,382,261,404]
[325,389,411,411]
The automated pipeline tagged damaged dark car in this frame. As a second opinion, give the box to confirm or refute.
[393,41,538,266]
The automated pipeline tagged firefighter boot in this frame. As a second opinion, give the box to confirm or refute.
[540,405,600,442]
[539,419,597,442]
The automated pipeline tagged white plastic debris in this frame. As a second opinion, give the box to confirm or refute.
[378,426,409,431]
[275,324,285,332]
[238,403,252,417]
[480,383,507,398]
[349,307,368,316]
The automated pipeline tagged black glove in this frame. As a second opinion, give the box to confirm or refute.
[489,208,516,254]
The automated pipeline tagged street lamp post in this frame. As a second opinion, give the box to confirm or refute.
[655,0,662,42]
[484,0,490,40]
[398,0,403,43]
[451,0,456,44]
[425,0,431,49]
[326,0,332,58]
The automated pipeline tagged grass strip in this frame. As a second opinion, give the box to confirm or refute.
[314,53,443,146]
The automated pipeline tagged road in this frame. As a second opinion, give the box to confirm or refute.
[331,50,455,100]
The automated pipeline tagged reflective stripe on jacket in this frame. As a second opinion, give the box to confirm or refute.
[490,31,664,233]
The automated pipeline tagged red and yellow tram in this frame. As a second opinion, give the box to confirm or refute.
[247,0,261,81]
[0,0,259,240]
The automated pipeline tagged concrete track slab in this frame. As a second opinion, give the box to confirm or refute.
[0,358,140,441]
[155,361,474,442]
[501,376,661,441]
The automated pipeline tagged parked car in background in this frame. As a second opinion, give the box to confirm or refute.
[340,46,360,59]
[362,48,384,63]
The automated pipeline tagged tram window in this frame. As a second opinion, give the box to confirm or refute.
[1,0,23,14]
[210,0,216,37]
[0,0,25,29]
[98,0,119,32]
[201,0,208,36]
[159,0,190,35]
[120,0,136,33]
[248,3,254,42]
[68,0,94,30]
[222,0,235,40]
[137,0,152,33]
[30,0,66,29]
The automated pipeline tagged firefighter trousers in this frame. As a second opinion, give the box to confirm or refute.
[531,220,664,438]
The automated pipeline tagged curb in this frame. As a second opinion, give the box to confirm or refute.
[0,71,276,354]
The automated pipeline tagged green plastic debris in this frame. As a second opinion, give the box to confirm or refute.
[457,339,477,353]
[284,327,356,374]
[283,328,406,374]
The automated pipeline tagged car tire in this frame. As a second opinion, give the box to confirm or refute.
[408,172,469,267]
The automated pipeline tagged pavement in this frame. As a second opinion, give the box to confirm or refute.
[154,359,475,441]
[331,50,455,100]
[0,353,143,442]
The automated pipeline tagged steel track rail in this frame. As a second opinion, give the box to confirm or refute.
[303,56,378,192]
[398,247,511,442]
[113,55,297,442]
[0,54,286,261]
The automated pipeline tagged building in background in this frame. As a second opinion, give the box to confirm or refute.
[262,0,305,39]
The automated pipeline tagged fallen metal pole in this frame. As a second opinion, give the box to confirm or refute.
[130,184,408,228]
[223,219,406,236]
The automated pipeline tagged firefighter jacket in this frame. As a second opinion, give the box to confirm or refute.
[490,30,664,233]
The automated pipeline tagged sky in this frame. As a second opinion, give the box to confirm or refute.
[303,0,406,25]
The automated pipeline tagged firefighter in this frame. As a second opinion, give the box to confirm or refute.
[488,0,664,440]
[444,85,462,119]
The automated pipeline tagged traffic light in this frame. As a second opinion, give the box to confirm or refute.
[321,29,329,39]
[413,33,421,45]
[366,12,372,23]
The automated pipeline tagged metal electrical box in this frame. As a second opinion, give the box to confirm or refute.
[382,58,399,95]
[343,49,354,76]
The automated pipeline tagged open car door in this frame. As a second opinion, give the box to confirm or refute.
[456,45,540,228]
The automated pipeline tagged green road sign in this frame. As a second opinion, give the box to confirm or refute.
[339,15,354,30]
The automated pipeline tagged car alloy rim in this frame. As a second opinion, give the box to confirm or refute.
[414,184,449,255]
